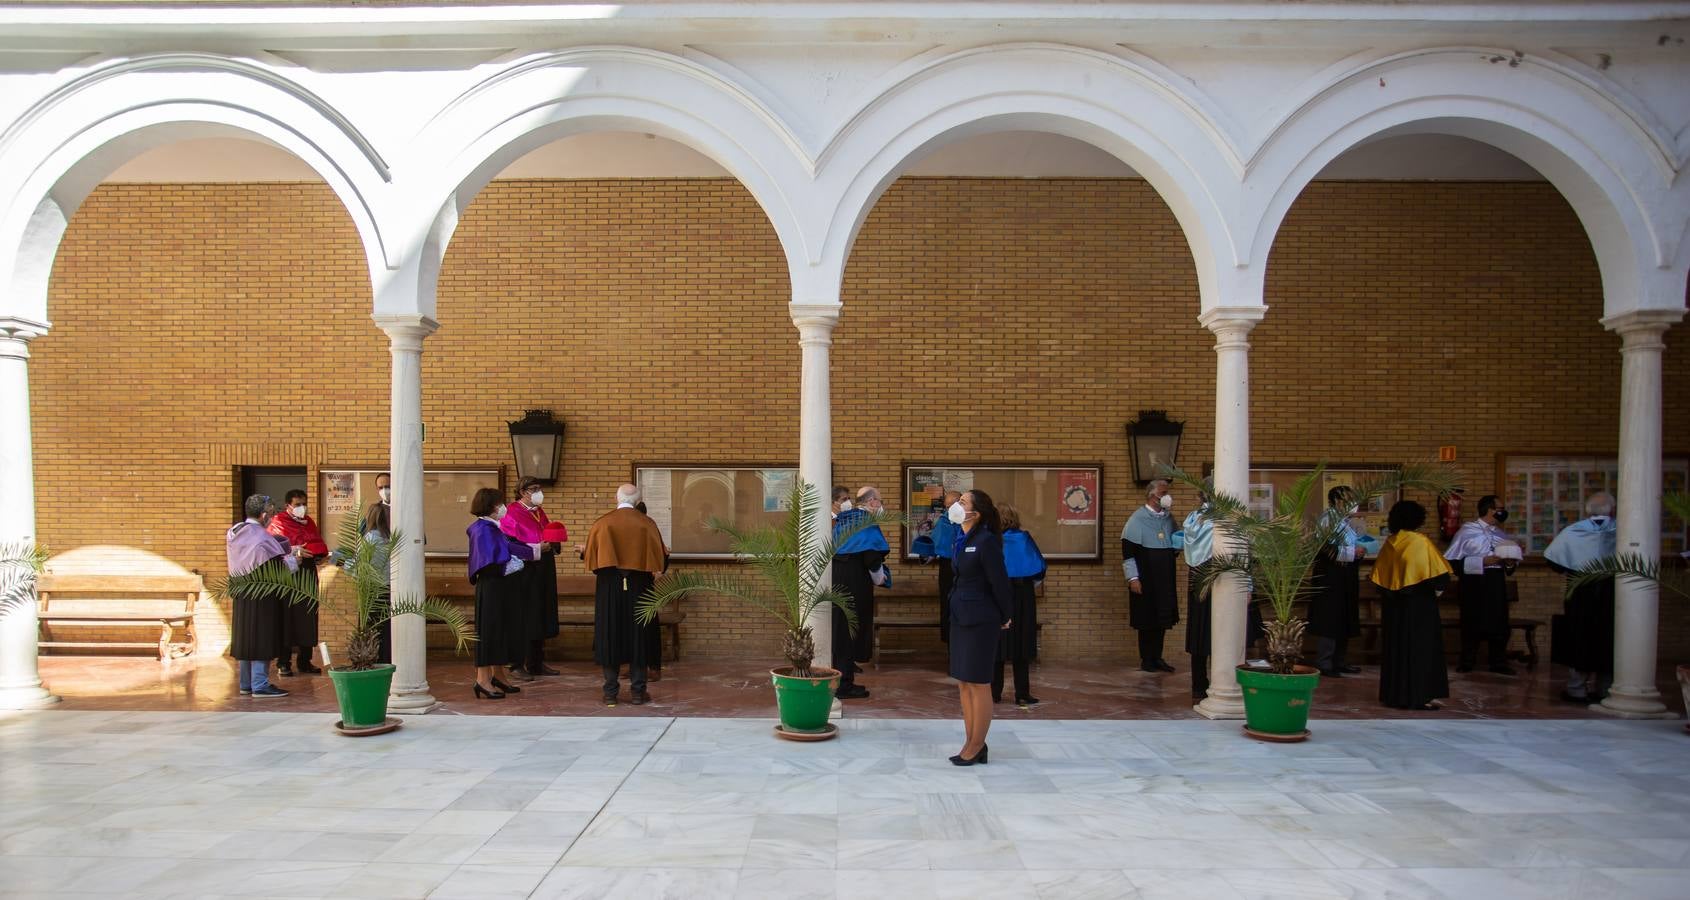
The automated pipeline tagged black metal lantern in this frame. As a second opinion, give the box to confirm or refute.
[1126,409,1183,486]
[507,409,565,486]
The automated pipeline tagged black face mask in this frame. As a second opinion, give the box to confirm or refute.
[1491,509,1509,524]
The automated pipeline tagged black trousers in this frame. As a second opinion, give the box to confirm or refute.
[1192,652,1209,698]
[1315,635,1349,672]
[1460,628,1509,668]
[525,639,547,673]
[1137,628,1165,665]
[603,664,647,698]
[992,657,1030,702]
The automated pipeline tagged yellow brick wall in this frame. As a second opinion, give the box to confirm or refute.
[33,177,1690,665]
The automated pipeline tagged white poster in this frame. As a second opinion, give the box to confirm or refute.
[637,468,674,546]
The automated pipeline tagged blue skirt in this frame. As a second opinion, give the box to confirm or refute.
[949,620,1000,684]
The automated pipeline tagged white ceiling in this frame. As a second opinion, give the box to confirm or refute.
[103,130,1543,183]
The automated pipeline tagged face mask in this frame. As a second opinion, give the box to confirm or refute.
[837,499,853,512]
[947,501,967,525]
[1492,509,1509,524]
[492,505,507,520]
[529,491,543,505]
[378,487,391,503]
[1157,494,1173,510]
[290,505,307,519]
[1590,515,1609,525]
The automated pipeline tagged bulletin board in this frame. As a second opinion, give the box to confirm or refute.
[903,463,1103,561]
[634,464,800,560]
[1205,462,1401,540]
[318,467,505,558]
[1497,453,1688,557]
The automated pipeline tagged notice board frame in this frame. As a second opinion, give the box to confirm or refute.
[316,465,507,558]
[900,461,1105,563]
[631,461,803,561]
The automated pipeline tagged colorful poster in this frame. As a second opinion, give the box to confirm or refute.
[942,469,974,494]
[1057,470,1098,525]
[1248,483,1274,518]
[911,470,945,511]
[324,472,357,516]
[761,469,794,512]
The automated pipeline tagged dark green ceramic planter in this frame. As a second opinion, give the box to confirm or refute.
[328,663,395,728]
[1236,664,1320,740]
[770,666,839,733]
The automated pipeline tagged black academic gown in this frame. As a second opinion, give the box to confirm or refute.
[592,567,653,669]
[530,551,561,640]
[1185,563,1211,656]
[997,577,1039,662]
[1309,553,1362,640]
[1550,564,1615,675]
[831,549,883,666]
[1458,569,1510,639]
[1124,540,1179,631]
[472,562,525,667]
[280,560,321,652]
[230,557,289,661]
[1379,574,1451,709]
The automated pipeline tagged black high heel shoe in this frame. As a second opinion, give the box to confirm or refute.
[491,678,521,694]
[473,683,505,700]
[949,743,989,766]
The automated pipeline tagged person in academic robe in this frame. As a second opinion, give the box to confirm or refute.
[1444,495,1518,675]
[994,505,1044,706]
[1373,500,1453,710]
[227,494,298,699]
[948,489,1012,766]
[467,487,525,700]
[501,477,563,678]
[1123,480,1180,673]
[1545,491,1617,703]
[582,483,669,706]
[832,485,890,700]
[267,489,330,676]
[931,489,962,650]
[1309,486,1366,679]
[634,501,670,681]
[1182,492,1217,699]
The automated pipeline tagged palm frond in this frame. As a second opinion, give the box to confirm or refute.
[1568,552,1690,601]
[377,594,477,654]
[639,568,791,628]
[807,587,859,636]
[1664,492,1690,525]
[210,559,320,610]
[0,541,49,618]
[1276,466,1324,521]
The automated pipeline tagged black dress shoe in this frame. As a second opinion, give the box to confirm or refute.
[1560,690,1592,704]
[1140,662,1160,673]
[1319,669,1342,678]
[473,684,505,700]
[491,678,521,694]
[602,695,618,707]
[630,689,651,706]
[531,663,560,676]
[1155,660,1176,673]
[835,684,869,699]
[1016,696,1040,706]
[1489,665,1517,677]
[1339,665,1362,675]
[1455,665,1474,674]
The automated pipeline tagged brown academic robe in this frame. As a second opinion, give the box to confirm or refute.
[582,507,668,668]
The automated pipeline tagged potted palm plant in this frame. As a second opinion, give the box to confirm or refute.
[213,515,473,735]
[1567,492,1690,725]
[1165,461,1460,740]
[637,479,898,740]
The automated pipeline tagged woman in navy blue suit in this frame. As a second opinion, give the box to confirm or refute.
[946,489,1014,766]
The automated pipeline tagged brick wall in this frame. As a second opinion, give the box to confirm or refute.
[34,177,1690,665]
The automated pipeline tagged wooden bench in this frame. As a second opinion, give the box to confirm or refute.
[36,573,204,661]
[872,576,1042,664]
[1353,580,1543,666]
[426,572,685,662]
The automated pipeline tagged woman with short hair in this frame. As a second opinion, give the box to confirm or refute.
[467,487,525,700]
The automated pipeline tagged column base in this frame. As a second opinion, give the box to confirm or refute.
[1194,689,1245,720]
[0,685,61,710]
[388,689,439,716]
[829,698,844,720]
[1592,689,1676,720]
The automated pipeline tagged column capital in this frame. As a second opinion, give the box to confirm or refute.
[0,316,49,360]
[1602,308,1682,344]
[789,302,841,329]
[373,313,439,351]
[1197,306,1267,335]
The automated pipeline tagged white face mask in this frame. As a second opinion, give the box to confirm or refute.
[378,487,391,503]
[1590,515,1610,525]
[491,505,507,521]
[837,499,853,512]
[290,505,307,519]
[947,501,967,525]
[1157,494,1173,510]
[529,491,543,505]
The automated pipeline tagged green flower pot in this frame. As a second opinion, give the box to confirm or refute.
[770,666,839,734]
[328,664,395,729]
[1236,664,1320,741]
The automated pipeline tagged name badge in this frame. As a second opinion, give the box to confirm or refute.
[965,546,978,553]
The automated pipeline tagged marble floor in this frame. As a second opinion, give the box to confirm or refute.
[1,709,1686,899]
[35,653,1685,720]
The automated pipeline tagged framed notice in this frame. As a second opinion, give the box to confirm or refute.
[903,463,1104,562]
[317,466,505,557]
[1206,462,1402,543]
[634,464,801,560]
[1497,453,1689,557]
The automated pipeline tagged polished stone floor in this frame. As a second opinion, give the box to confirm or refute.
[35,653,1684,720]
[1,709,1687,899]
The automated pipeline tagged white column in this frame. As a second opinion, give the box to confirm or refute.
[1195,307,1265,721]
[375,313,439,715]
[1596,309,1681,719]
[791,302,838,679]
[0,317,57,710]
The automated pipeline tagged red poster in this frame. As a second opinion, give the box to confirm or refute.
[1057,471,1098,525]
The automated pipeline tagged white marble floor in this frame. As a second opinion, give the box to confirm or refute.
[1,711,1686,899]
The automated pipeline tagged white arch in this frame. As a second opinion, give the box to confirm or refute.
[401,47,813,317]
[812,44,1244,310]
[0,55,393,325]
[1247,49,1690,315]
